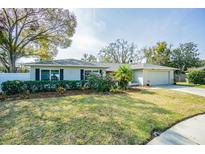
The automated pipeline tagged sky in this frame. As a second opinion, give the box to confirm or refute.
[20,8,205,63]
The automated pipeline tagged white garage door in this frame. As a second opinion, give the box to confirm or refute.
[147,71,170,85]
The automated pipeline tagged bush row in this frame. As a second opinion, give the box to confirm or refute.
[1,80,86,95]
[187,70,205,84]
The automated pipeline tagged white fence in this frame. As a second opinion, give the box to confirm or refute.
[0,73,30,85]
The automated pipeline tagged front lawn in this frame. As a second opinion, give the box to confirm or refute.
[1,89,205,144]
[177,82,205,88]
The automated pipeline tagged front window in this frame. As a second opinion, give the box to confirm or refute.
[85,70,92,80]
[41,70,50,80]
[51,70,60,80]
[84,70,100,80]
[40,69,60,81]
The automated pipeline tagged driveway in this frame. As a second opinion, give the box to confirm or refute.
[156,85,205,97]
[148,114,205,145]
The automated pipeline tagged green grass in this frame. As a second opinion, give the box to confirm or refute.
[177,82,205,88]
[1,89,205,144]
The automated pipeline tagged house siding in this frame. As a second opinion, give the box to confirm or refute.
[133,69,144,85]
[30,66,105,81]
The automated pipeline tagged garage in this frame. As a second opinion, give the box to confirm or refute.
[146,70,170,85]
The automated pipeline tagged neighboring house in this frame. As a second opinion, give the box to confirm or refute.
[189,66,205,71]
[26,59,177,86]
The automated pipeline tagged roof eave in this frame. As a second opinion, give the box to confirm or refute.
[24,63,108,69]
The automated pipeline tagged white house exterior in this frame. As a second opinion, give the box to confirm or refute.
[26,59,177,86]
[26,59,107,81]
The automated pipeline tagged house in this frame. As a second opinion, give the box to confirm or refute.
[26,59,177,86]
[189,66,205,71]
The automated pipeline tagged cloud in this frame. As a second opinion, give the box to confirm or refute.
[55,9,107,60]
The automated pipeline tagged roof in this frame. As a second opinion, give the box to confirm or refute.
[131,63,177,70]
[95,63,124,71]
[189,66,205,71]
[95,63,177,71]
[25,59,108,68]
[25,58,177,70]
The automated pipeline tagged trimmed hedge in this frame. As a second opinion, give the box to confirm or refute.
[187,70,205,84]
[1,80,86,95]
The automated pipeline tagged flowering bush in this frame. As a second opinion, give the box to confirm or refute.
[87,74,116,92]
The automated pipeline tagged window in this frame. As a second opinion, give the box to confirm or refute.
[85,70,92,80]
[51,70,60,80]
[84,70,100,80]
[41,70,50,80]
[40,69,60,81]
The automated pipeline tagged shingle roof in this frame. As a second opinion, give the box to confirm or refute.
[26,59,108,68]
[95,63,176,71]
[26,59,177,70]
[131,63,177,70]
[189,66,205,70]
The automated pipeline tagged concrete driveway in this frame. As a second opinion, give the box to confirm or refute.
[148,114,205,145]
[156,85,205,97]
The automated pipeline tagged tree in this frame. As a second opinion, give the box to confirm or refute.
[144,41,171,66]
[114,65,133,89]
[170,42,200,72]
[98,39,143,63]
[81,53,97,62]
[0,8,77,72]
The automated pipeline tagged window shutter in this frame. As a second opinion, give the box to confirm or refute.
[60,69,64,80]
[100,70,103,76]
[80,69,84,80]
[35,68,40,80]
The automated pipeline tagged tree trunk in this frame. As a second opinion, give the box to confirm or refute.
[9,53,17,73]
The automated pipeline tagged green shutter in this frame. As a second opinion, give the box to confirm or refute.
[60,69,64,80]
[35,68,40,80]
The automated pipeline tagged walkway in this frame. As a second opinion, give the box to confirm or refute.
[148,114,205,145]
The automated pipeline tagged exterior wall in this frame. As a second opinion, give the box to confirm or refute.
[133,69,144,85]
[30,66,105,80]
[64,68,80,80]
[0,73,30,85]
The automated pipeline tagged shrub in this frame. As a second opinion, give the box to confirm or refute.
[1,80,86,95]
[56,87,66,95]
[87,74,116,92]
[0,92,7,101]
[110,85,121,93]
[187,70,205,84]
[114,65,133,89]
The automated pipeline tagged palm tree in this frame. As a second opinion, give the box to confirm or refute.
[114,65,133,89]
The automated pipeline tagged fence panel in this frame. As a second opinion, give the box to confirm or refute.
[0,73,30,85]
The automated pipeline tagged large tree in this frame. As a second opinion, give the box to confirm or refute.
[170,42,200,72]
[144,41,171,66]
[0,8,77,72]
[98,39,143,63]
[81,53,97,62]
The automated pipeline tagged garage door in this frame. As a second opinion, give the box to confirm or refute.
[147,71,170,85]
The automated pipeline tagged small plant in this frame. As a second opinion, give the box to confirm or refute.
[110,85,120,93]
[0,92,7,101]
[22,90,30,99]
[56,87,66,95]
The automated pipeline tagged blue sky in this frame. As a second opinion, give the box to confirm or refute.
[20,8,205,63]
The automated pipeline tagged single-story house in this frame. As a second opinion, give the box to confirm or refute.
[26,59,177,86]
[188,66,205,71]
